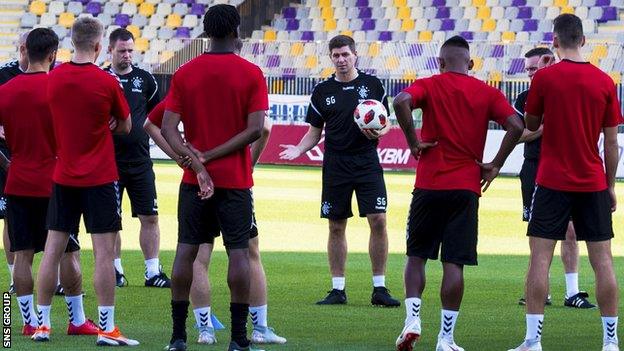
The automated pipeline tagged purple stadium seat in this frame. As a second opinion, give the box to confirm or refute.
[361,19,376,30]
[432,0,446,6]
[267,55,281,68]
[517,7,532,19]
[282,68,296,78]
[282,7,296,18]
[441,19,455,31]
[378,31,392,41]
[190,4,206,16]
[85,2,102,16]
[491,44,504,57]
[359,7,372,18]
[425,57,438,70]
[542,32,553,42]
[79,0,90,4]
[507,58,525,75]
[180,0,195,4]
[459,31,474,41]
[523,19,538,31]
[595,0,610,5]
[598,7,617,22]
[301,31,314,41]
[252,43,265,55]
[436,7,450,19]
[114,14,130,27]
[286,19,299,30]
[356,0,369,5]
[407,43,423,56]
[175,27,191,38]
[512,0,526,5]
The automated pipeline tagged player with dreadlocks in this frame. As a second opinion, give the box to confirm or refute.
[162,5,268,351]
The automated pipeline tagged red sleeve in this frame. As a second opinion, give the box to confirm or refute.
[603,82,623,127]
[110,78,130,121]
[524,71,544,118]
[489,88,516,125]
[166,71,183,114]
[402,80,427,109]
[247,68,269,114]
[147,99,166,129]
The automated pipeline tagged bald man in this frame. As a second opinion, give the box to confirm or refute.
[393,36,523,351]
[0,31,29,294]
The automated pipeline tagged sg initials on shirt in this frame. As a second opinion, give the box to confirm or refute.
[325,96,336,105]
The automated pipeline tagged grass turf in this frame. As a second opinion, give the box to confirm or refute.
[2,163,624,350]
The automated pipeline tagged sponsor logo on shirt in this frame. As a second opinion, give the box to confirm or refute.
[342,86,354,90]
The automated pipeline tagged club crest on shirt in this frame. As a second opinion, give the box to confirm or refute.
[131,76,143,93]
[358,85,370,99]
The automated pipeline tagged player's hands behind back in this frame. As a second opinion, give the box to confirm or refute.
[477,161,500,192]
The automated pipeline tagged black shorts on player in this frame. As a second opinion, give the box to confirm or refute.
[527,186,613,242]
[7,195,80,253]
[321,151,387,220]
[47,182,122,234]
[117,160,158,217]
[177,184,253,249]
[406,189,479,266]
[519,158,538,222]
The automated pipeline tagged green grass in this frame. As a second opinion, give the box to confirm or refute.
[2,163,624,350]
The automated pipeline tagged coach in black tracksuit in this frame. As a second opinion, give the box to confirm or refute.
[105,28,171,289]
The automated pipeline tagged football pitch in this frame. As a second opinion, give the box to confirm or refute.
[3,162,624,350]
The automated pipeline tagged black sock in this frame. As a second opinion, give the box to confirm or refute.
[230,303,250,346]
[171,300,189,343]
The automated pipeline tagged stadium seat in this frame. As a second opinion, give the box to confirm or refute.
[21,13,38,28]
[121,2,137,16]
[104,2,120,16]
[30,0,46,16]
[135,37,149,52]
[182,14,198,28]
[264,30,277,41]
[419,30,433,41]
[48,1,64,15]
[173,3,188,16]
[156,3,172,16]
[501,31,516,41]
[132,14,148,27]
[59,12,75,28]
[67,1,83,15]
[139,2,155,17]
[126,25,141,39]
[149,14,165,27]
[166,13,182,28]
[57,48,72,62]
[85,2,102,16]
[40,13,57,27]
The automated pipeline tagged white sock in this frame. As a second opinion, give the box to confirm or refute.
[37,305,51,328]
[145,258,160,279]
[16,295,37,327]
[565,272,579,298]
[193,306,213,329]
[525,314,544,343]
[250,304,268,328]
[98,306,115,332]
[65,295,86,326]
[603,316,619,344]
[8,264,13,285]
[404,297,421,324]
[332,276,345,291]
[438,309,459,342]
[114,258,124,275]
[372,275,385,288]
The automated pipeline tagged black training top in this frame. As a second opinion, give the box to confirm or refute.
[105,65,159,163]
[514,89,541,160]
[306,70,389,155]
[0,60,24,153]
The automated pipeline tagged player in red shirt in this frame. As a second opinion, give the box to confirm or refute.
[393,36,523,351]
[0,27,99,338]
[31,18,138,346]
[509,14,622,351]
[160,5,268,351]
[146,97,286,346]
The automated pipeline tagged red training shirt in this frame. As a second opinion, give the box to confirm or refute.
[147,99,166,128]
[403,72,515,195]
[525,60,623,192]
[48,62,130,187]
[0,73,56,197]
[166,53,268,189]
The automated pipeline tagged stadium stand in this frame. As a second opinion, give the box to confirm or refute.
[1,0,623,79]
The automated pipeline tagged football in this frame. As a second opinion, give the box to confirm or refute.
[353,99,388,130]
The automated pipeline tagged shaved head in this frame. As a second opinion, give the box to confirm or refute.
[18,31,30,45]
[438,36,473,73]
[17,30,30,70]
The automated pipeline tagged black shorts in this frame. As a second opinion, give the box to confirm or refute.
[406,189,479,266]
[7,195,80,253]
[177,184,253,249]
[0,145,9,219]
[118,160,158,217]
[321,152,387,219]
[519,158,538,222]
[47,182,122,234]
[527,186,613,241]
